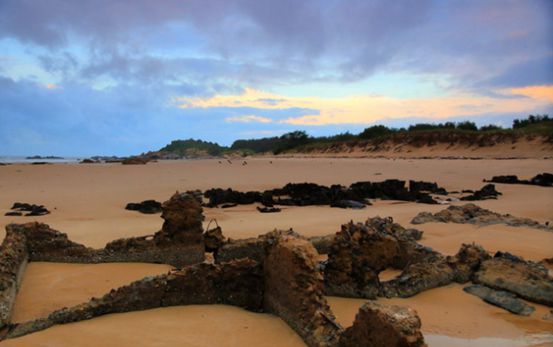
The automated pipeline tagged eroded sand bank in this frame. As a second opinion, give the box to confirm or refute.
[1,158,552,346]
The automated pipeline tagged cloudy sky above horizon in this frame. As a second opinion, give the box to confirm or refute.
[1,0,552,156]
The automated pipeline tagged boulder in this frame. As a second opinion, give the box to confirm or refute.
[460,184,501,201]
[473,252,553,306]
[339,302,426,347]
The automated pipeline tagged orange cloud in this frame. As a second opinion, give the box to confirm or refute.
[175,85,553,125]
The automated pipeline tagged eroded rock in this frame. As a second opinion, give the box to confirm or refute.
[125,200,162,214]
[339,302,426,347]
[411,203,553,231]
[460,184,501,201]
[463,284,535,316]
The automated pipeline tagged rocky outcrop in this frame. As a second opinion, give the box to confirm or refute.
[411,203,552,231]
[473,252,553,307]
[264,234,342,347]
[121,157,148,165]
[460,184,501,200]
[125,200,162,214]
[339,302,426,347]
[463,285,535,316]
[0,229,28,329]
[6,258,264,339]
[486,173,553,187]
[203,179,448,209]
[308,234,336,254]
[5,192,206,267]
[204,226,225,253]
[324,218,434,299]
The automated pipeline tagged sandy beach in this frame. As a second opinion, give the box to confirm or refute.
[1,158,552,346]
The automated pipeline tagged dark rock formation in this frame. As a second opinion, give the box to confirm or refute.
[4,212,22,217]
[257,206,281,213]
[339,302,426,347]
[460,184,501,200]
[121,157,148,165]
[473,252,553,307]
[125,200,162,214]
[409,180,448,195]
[463,285,535,316]
[330,200,366,209]
[8,203,50,216]
[411,203,553,231]
[486,173,553,187]
[204,188,262,207]
[79,159,98,164]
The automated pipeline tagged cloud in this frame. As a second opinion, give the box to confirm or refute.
[225,114,273,123]
[177,86,553,126]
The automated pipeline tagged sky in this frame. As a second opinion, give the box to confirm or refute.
[0,0,552,156]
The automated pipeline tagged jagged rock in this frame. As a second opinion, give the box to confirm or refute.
[473,252,553,306]
[411,203,553,231]
[204,226,225,253]
[264,234,342,347]
[339,302,426,347]
[460,184,501,200]
[381,243,489,298]
[6,259,264,339]
[324,217,433,299]
[125,200,162,214]
[257,206,281,213]
[463,285,535,316]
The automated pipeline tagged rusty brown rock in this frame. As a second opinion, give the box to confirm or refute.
[0,228,28,328]
[263,233,342,347]
[339,301,426,347]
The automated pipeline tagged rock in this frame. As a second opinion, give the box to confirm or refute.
[264,234,341,347]
[339,302,426,347]
[463,285,535,316]
[9,203,50,216]
[330,200,366,209]
[125,200,162,214]
[257,206,281,213]
[121,157,148,165]
[79,159,97,164]
[473,252,553,306]
[308,234,335,254]
[4,212,22,217]
[220,203,238,208]
[411,203,553,231]
[486,173,553,187]
[204,188,262,207]
[324,217,433,299]
[460,184,501,200]
[409,180,448,195]
[204,226,225,253]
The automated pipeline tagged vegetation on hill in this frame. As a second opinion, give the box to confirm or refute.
[151,115,552,158]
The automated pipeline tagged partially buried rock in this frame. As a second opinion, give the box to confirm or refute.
[257,206,281,213]
[463,284,535,316]
[4,211,22,216]
[330,199,366,209]
[9,202,50,216]
[125,200,162,214]
[460,184,501,201]
[121,157,148,165]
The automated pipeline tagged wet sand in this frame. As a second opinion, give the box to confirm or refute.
[1,158,552,346]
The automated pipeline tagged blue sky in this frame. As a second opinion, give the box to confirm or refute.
[1,0,552,156]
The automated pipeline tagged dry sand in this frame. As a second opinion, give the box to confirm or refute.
[1,158,552,346]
